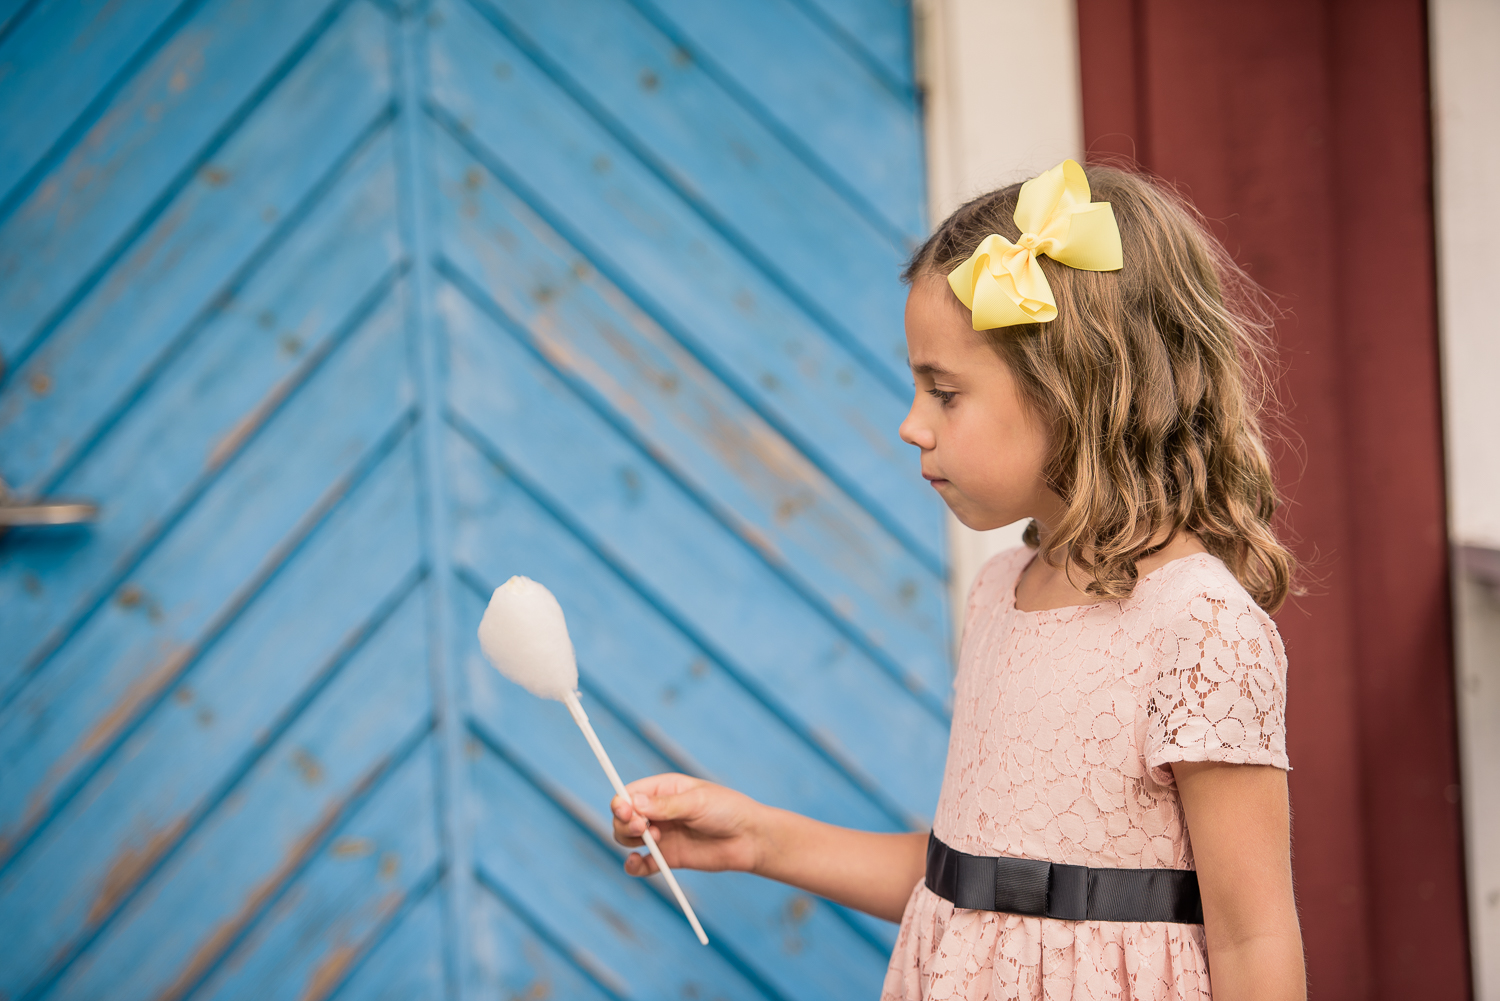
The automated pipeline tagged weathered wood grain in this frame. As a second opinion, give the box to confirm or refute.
[0,0,358,359]
[0,0,393,488]
[0,0,933,995]
[470,880,615,1001]
[457,580,892,1001]
[0,0,185,205]
[639,0,923,239]
[429,0,911,392]
[0,129,402,697]
[796,0,913,93]
[335,887,447,1001]
[0,291,413,867]
[191,745,441,1001]
[450,433,898,833]
[467,0,912,381]
[425,26,942,565]
[0,442,422,997]
[432,135,948,703]
[46,610,433,1001]
[443,281,949,820]
[470,741,777,1001]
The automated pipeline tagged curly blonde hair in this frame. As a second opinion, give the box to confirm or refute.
[905,164,1295,613]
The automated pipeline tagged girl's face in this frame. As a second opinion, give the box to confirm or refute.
[899,275,1062,532]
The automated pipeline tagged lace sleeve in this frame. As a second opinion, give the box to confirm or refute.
[1142,585,1289,786]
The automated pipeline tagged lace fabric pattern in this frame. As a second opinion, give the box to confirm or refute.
[882,548,1289,1000]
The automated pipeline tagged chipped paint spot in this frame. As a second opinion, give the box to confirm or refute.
[87,817,189,924]
[618,466,642,502]
[279,333,304,356]
[639,69,659,91]
[786,894,813,923]
[257,310,277,329]
[291,748,325,785]
[378,852,398,879]
[78,645,194,760]
[22,572,42,596]
[207,372,296,470]
[174,686,193,705]
[737,523,782,563]
[464,167,482,190]
[728,141,757,167]
[28,371,52,396]
[331,836,374,859]
[592,154,611,174]
[154,759,393,1001]
[300,943,359,1001]
[671,46,692,67]
[117,584,144,608]
[774,494,812,524]
[200,165,230,187]
[590,900,637,942]
[508,978,553,1000]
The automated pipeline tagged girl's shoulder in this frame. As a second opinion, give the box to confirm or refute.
[1132,552,1286,661]
[1135,551,1271,615]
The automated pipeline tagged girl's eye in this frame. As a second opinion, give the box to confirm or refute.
[927,388,956,406]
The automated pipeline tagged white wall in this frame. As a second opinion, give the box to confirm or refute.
[914,0,1082,637]
[1431,1,1500,995]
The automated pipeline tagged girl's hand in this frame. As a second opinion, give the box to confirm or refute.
[611,773,765,876]
[611,773,928,921]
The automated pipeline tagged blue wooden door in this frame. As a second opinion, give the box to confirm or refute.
[0,1,947,998]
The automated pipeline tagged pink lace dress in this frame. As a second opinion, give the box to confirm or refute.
[883,548,1289,1000]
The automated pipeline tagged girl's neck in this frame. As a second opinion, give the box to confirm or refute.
[1013,530,1209,613]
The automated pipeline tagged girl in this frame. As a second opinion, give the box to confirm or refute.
[611,161,1306,1000]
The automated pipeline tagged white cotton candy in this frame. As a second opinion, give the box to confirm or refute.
[477,576,578,702]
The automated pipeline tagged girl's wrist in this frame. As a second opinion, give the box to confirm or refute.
[744,802,797,880]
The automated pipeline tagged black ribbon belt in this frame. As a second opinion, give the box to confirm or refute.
[925,833,1203,924]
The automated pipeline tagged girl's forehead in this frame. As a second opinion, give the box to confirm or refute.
[905,278,991,366]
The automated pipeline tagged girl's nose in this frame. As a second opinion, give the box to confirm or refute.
[899,402,934,450]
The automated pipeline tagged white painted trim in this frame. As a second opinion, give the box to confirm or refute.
[913,0,1083,641]
[1431,0,1500,993]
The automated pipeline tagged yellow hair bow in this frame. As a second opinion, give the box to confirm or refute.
[947,159,1123,329]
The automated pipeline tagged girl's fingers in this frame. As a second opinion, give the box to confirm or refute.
[623,851,659,877]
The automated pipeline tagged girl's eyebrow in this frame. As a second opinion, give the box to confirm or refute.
[910,362,958,377]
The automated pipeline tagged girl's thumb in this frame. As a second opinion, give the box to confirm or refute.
[632,790,691,821]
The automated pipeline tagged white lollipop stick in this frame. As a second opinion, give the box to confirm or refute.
[478,576,709,946]
[561,690,708,946]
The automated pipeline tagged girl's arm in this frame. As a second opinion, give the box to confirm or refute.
[1173,761,1306,1001]
[611,773,927,922]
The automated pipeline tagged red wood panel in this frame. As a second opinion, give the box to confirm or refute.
[1076,1,1470,997]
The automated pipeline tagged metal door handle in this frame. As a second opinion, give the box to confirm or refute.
[0,476,97,527]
